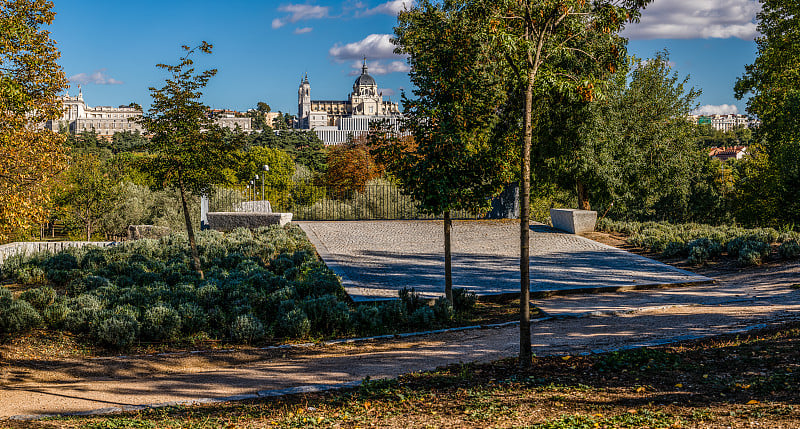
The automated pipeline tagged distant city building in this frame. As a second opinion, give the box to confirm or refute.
[688,114,757,132]
[44,87,144,137]
[295,59,402,145]
[45,88,252,137]
[709,146,748,161]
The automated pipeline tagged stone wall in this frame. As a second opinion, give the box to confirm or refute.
[0,241,116,267]
[206,212,292,231]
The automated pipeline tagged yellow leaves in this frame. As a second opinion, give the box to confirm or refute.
[635,386,646,393]
[747,399,760,405]
[674,383,683,388]
[561,355,571,361]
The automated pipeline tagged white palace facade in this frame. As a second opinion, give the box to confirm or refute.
[44,87,252,137]
[295,60,402,145]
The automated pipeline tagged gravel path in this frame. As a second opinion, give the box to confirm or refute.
[298,220,712,300]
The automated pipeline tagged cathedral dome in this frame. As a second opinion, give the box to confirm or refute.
[353,59,376,88]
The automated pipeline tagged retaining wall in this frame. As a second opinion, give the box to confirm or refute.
[0,241,116,267]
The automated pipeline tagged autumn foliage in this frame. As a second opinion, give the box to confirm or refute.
[324,138,383,198]
[0,0,70,243]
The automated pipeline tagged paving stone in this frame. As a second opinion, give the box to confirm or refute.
[297,220,713,301]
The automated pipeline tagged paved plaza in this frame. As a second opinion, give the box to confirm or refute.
[297,220,713,301]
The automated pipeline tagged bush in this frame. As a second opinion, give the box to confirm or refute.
[686,238,722,265]
[432,297,454,322]
[0,299,43,335]
[779,240,800,259]
[276,308,311,339]
[687,245,710,265]
[14,267,47,285]
[399,287,425,315]
[68,275,112,296]
[141,305,181,341]
[452,288,477,314]
[661,241,687,258]
[19,286,57,311]
[230,314,266,343]
[65,294,104,334]
[96,314,139,349]
[302,294,350,335]
[738,241,771,266]
[351,304,382,335]
[408,306,435,328]
[43,302,70,329]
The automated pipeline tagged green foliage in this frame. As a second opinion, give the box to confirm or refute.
[276,308,311,339]
[778,240,800,259]
[19,286,56,311]
[230,314,265,343]
[246,130,326,174]
[735,0,800,226]
[0,297,43,335]
[142,305,181,341]
[2,225,468,346]
[451,288,477,314]
[97,314,139,349]
[599,219,799,266]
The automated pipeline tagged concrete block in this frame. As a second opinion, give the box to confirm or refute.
[234,200,272,213]
[550,209,597,234]
[206,212,292,231]
[128,225,171,240]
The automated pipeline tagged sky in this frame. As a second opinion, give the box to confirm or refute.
[48,0,760,116]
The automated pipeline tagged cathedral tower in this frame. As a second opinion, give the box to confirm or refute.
[297,74,311,127]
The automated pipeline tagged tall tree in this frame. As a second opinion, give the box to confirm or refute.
[387,0,514,302]
[138,42,242,279]
[0,0,69,243]
[480,0,652,368]
[55,153,118,241]
[735,0,800,225]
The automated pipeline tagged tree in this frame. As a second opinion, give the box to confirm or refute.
[0,0,69,243]
[138,42,243,279]
[326,138,383,199]
[248,102,272,130]
[735,0,800,226]
[480,0,652,368]
[537,53,704,219]
[248,130,327,173]
[387,0,514,302]
[55,153,118,241]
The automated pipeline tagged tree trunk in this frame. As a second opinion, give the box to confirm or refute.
[444,210,453,303]
[86,219,92,242]
[519,64,534,371]
[179,175,205,280]
[577,180,591,210]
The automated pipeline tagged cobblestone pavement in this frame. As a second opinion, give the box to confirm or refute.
[297,220,713,301]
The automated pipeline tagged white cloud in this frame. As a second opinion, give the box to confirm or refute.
[271,18,285,29]
[622,0,759,40]
[330,34,398,61]
[69,69,123,85]
[348,60,409,76]
[361,0,415,16]
[294,27,313,34]
[278,4,330,22]
[693,104,740,115]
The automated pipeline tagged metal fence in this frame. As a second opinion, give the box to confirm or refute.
[208,180,519,221]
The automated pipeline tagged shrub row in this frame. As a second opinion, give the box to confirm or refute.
[0,226,476,349]
[597,219,800,266]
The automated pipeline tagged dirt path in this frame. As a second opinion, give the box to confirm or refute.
[1,259,798,419]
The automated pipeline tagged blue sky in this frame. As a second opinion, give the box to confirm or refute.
[49,0,760,116]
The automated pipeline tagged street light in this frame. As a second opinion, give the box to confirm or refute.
[254,175,259,200]
[249,180,255,201]
[268,164,269,200]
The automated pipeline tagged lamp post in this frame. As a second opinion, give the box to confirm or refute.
[249,180,255,202]
[254,175,260,200]
[262,164,269,201]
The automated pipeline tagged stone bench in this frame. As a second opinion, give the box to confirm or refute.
[206,212,293,231]
[550,209,597,234]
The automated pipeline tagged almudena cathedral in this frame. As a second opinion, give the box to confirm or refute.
[294,59,404,145]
